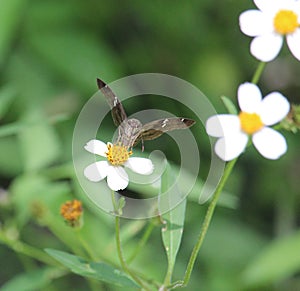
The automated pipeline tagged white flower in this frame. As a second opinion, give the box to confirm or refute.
[239,0,300,61]
[84,139,154,191]
[206,83,290,161]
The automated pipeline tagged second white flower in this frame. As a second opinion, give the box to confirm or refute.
[206,82,290,161]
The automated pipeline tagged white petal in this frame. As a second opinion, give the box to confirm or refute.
[254,0,284,13]
[84,139,107,157]
[287,29,300,61]
[84,161,109,182]
[239,10,273,36]
[107,166,129,191]
[253,0,277,12]
[238,83,262,113]
[214,133,248,161]
[281,0,300,11]
[125,157,154,175]
[252,127,287,159]
[250,34,283,62]
[258,92,290,125]
[206,115,240,138]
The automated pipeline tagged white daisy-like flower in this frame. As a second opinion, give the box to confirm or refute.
[206,82,290,161]
[239,0,300,62]
[84,139,154,191]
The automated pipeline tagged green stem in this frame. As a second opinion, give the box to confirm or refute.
[110,190,118,214]
[85,277,101,291]
[112,191,151,290]
[17,253,36,271]
[0,230,58,266]
[181,158,237,287]
[171,58,265,290]
[115,215,150,290]
[127,221,155,264]
[76,230,98,261]
[76,227,113,291]
[251,61,266,84]
[41,212,85,257]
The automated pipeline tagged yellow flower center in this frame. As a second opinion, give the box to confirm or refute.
[239,112,264,134]
[273,10,299,35]
[106,143,132,166]
[60,200,83,222]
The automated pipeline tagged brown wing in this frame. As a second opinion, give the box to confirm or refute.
[133,117,195,146]
[97,78,127,126]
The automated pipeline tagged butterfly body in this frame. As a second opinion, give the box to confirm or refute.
[118,118,143,147]
[97,78,195,148]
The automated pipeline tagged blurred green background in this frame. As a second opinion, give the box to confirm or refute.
[0,0,300,290]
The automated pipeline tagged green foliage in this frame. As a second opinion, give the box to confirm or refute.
[241,231,300,288]
[0,136,23,176]
[0,86,16,118]
[221,95,238,115]
[0,0,26,65]
[0,0,299,290]
[45,249,139,289]
[161,165,186,285]
[19,108,61,172]
[0,267,66,291]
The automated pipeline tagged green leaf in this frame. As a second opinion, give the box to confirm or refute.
[0,122,23,138]
[0,136,22,177]
[27,29,122,92]
[18,108,61,171]
[221,95,238,115]
[0,267,65,291]
[161,164,186,284]
[0,0,26,65]
[241,231,300,288]
[0,86,16,119]
[45,249,139,289]
[128,160,237,209]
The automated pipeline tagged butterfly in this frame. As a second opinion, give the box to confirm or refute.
[97,78,195,148]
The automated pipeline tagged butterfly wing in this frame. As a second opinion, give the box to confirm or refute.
[133,117,195,146]
[97,78,127,126]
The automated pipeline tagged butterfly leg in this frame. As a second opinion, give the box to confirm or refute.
[141,139,145,152]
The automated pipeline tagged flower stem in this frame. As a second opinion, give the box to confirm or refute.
[127,220,155,264]
[115,215,151,290]
[181,158,237,287]
[175,54,264,290]
[76,230,97,261]
[110,190,118,213]
[112,191,150,290]
[251,61,266,84]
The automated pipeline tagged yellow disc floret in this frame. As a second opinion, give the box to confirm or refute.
[273,10,299,35]
[106,143,132,166]
[60,200,83,227]
[239,112,264,134]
